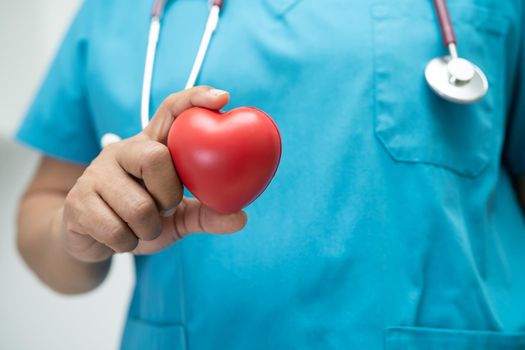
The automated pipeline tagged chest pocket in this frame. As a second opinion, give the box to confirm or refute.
[372,2,509,177]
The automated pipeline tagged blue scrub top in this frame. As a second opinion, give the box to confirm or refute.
[17,0,525,349]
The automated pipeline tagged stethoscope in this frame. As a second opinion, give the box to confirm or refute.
[100,0,488,148]
[100,0,223,147]
[425,0,488,104]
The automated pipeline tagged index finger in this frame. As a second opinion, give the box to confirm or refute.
[143,86,230,143]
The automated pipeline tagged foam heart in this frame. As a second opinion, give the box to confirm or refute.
[167,107,282,214]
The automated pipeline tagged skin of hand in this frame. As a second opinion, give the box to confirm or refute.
[60,86,247,262]
[17,86,247,293]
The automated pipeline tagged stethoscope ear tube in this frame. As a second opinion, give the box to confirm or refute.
[184,4,221,90]
[101,0,223,148]
[151,0,167,17]
[100,0,489,148]
[142,1,222,128]
[140,16,161,131]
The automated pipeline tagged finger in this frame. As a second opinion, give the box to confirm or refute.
[95,162,162,241]
[77,194,139,253]
[114,140,182,214]
[132,198,247,256]
[174,197,248,237]
[143,86,230,143]
[132,215,179,255]
[65,230,114,263]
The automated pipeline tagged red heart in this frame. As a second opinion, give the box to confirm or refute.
[167,107,282,214]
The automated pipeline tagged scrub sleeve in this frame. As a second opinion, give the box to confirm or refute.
[15,1,100,165]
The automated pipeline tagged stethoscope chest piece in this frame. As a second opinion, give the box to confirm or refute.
[425,0,489,105]
[425,56,488,104]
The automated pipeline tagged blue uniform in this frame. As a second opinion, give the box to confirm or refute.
[17,0,525,348]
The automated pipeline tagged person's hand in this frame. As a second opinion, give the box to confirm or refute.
[59,87,247,262]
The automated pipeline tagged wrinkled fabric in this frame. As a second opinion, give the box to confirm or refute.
[17,0,525,349]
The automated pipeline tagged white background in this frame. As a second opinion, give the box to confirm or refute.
[0,1,134,349]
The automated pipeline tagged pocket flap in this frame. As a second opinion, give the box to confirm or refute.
[371,2,509,177]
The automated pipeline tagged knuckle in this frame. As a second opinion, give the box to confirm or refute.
[104,222,129,246]
[129,197,162,240]
[140,142,171,169]
[164,92,181,107]
[158,95,176,114]
[64,178,94,220]
[131,197,158,221]
[64,188,83,217]
[97,141,125,164]
[74,172,93,189]
[80,163,105,184]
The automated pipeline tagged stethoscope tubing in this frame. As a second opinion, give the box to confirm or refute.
[101,0,223,148]
[100,0,487,148]
[141,0,222,131]
[433,0,456,46]
[140,16,161,131]
[426,0,488,104]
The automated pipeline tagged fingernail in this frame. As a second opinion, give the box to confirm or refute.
[209,88,229,97]
[161,207,177,217]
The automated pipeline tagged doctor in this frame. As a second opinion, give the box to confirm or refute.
[15,0,525,349]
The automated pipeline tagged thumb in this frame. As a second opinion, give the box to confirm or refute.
[132,198,247,255]
[142,86,230,143]
[174,198,248,236]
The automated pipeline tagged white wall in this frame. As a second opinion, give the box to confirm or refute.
[0,1,134,349]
